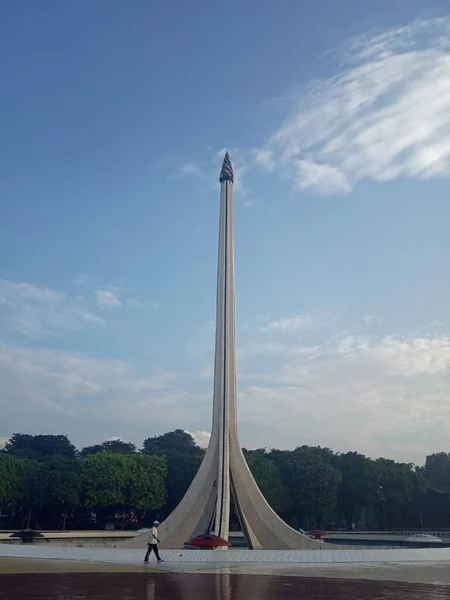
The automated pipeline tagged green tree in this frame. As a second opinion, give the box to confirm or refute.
[79,439,137,457]
[5,434,76,460]
[270,447,341,528]
[245,453,288,515]
[125,454,166,510]
[78,452,167,527]
[142,430,201,455]
[142,430,204,514]
[337,452,379,528]
[32,456,80,529]
[12,458,41,529]
[160,451,202,514]
[79,452,130,508]
[0,455,20,505]
[0,455,24,523]
[423,453,450,491]
[375,459,423,530]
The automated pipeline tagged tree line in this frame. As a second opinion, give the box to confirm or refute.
[0,430,449,532]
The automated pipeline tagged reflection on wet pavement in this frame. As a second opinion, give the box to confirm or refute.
[0,573,449,600]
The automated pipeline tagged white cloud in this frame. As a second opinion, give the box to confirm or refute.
[237,332,450,463]
[177,163,205,178]
[2,275,448,464]
[252,149,276,172]
[1,323,449,462]
[240,341,291,357]
[95,289,122,308]
[295,160,351,194]
[243,199,257,208]
[260,314,315,333]
[363,314,383,326]
[127,298,143,307]
[185,430,211,448]
[0,279,104,337]
[240,341,322,359]
[0,344,208,448]
[127,298,158,309]
[257,17,450,193]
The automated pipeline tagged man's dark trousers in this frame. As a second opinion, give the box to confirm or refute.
[144,544,161,562]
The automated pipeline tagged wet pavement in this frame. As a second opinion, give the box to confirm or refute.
[0,573,449,599]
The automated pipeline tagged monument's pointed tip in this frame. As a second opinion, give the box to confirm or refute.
[219,151,234,183]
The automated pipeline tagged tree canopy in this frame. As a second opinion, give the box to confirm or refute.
[0,431,449,531]
[244,452,288,515]
[4,433,76,460]
[142,430,204,513]
[424,453,450,491]
[142,429,201,455]
[79,439,137,457]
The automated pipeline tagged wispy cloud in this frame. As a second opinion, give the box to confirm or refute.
[260,314,316,333]
[255,17,450,194]
[0,279,104,337]
[363,314,383,326]
[295,161,351,194]
[176,163,206,179]
[252,149,276,172]
[74,277,146,308]
[0,344,206,446]
[95,289,122,308]
[2,312,450,462]
[240,341,322,359]
[238,331,450,462]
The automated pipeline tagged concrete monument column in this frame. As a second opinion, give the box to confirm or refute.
[121,154,322,550]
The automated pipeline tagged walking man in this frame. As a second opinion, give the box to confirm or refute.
[144,520,163,564]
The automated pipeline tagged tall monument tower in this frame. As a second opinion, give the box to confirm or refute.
[152,154,320,549]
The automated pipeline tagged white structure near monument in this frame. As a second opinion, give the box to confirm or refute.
[126,154,321,550]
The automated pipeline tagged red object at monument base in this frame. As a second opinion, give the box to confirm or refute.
[308,530,327,539]
[186,535,232,549]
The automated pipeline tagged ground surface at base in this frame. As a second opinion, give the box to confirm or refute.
[2,544,450,564]
[1,557,450,586]
[0,572,449,600]
[0,557,158,573]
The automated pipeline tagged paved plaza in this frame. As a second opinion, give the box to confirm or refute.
[1,544,450,584]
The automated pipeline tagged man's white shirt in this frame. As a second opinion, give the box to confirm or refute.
[152,526,158,543]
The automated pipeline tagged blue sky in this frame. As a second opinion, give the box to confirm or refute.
[1,1,450,463]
